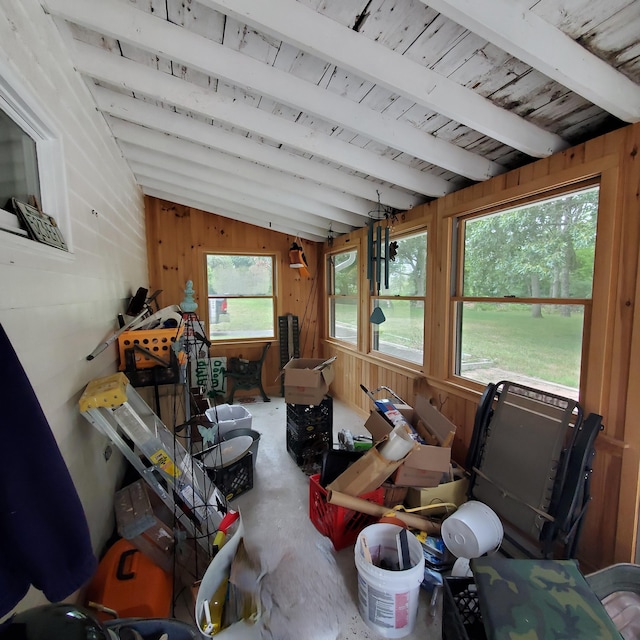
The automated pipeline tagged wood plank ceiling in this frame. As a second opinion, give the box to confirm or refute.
[42,0,640,241]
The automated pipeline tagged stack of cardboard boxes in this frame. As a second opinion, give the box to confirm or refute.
[328,393,468,512]
[282,358,468,513]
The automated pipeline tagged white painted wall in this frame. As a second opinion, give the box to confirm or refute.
[0,0,148,614]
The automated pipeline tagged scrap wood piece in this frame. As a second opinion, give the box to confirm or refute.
[326,489,441,534]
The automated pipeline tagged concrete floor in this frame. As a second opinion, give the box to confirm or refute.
[180,395,443,640]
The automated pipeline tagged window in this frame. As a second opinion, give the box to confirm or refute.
[371,231,427,365]
[453,184,599,398]
[0,109,40,209]
[205,253,276,341]
[327,248,358,345]
[0,65,69,248]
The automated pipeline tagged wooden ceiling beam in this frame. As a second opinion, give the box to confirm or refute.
[422,0,640,123]
[199,0,568,157]
[108,118,373,219]
[91,87,422,211]
[43,0,503,180]
[121,142,362,229]
[131,161,354,235]
[70,41,453,197]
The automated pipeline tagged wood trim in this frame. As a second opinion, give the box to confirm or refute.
[319,123,640,569]
[440,153,619,219]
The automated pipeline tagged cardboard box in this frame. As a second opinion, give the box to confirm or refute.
[283,357,335,406]
[327,435,418,497]
[364,395,456,488]
[405,477,469,514]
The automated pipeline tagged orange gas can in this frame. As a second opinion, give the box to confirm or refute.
[86,538,173,620]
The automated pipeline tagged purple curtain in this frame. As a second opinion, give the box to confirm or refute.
[0,323,97,616]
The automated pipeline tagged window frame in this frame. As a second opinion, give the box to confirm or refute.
[0,61,71,253]
[448,178,601,399]
[204,251,278,344]
[369,228,428,369]
[326,245,360,349]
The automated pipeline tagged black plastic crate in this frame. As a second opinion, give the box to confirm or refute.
[286,396,333,437]
[286,429,331,474]
[286,417,331,443]
[442,577,486,640]
[204,452,253,501]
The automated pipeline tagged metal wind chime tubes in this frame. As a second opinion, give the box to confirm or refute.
[367,192,397,295]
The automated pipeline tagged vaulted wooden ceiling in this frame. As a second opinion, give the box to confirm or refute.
[43,0,640,241]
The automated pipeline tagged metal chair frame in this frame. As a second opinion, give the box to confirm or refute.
[223,342,271,403]
[466,380,603,559]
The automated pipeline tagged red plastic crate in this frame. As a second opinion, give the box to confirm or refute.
[308,473,385,550]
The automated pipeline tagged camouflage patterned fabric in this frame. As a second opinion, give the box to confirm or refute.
[470,558,622,640]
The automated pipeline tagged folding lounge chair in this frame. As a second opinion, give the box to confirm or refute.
[465,380,603,559]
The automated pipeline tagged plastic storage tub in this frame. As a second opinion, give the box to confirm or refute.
[205,404,252,436]
[223,428,260,467]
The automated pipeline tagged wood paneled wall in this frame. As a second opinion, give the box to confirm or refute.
[144,197,323,393]
[321,123,640,572]
[144,124,640,572]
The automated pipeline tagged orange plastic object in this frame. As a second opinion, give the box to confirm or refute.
[86,538,173,621]
[117,327,184,370]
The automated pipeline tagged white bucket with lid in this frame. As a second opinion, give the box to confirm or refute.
[354,523,425,639]
[441,500,503,558]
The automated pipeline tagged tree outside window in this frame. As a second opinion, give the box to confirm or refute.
[455,184,599,398]
[206,253,275,341]
[371,231,427,365]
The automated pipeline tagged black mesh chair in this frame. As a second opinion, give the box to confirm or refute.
[466,380,603,559]
[223,342,271,403]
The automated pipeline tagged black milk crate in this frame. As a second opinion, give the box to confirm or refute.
[286,429,331,474]
[286,396,333,438]
[204,452,254,501]
[442,577,486,640]
[286,417,331,443]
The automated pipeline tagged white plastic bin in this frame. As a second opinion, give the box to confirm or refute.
[205,404,252,437]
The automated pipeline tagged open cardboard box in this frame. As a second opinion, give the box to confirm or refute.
[282,357,335,405]
[326,433,418,497]
[405,477,469,513]
[364,394,456,487]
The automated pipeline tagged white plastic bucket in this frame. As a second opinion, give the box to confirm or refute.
[205,404,252,436]
[354,523,425,639]
[441,500,503,558]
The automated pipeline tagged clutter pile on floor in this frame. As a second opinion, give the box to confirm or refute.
[4,344,635,640]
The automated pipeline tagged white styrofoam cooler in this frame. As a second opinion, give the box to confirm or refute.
[205,404,252,437]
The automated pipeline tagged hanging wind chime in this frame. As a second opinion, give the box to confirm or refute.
[367,193,399,293]
[367,193,399,324]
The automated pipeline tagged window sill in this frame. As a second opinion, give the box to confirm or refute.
[0,224,74,264]
[324,339,424,378]
[0,208,28,237]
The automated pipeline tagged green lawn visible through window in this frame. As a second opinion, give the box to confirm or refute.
[206,253,275,341]
[455,184,598,398]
